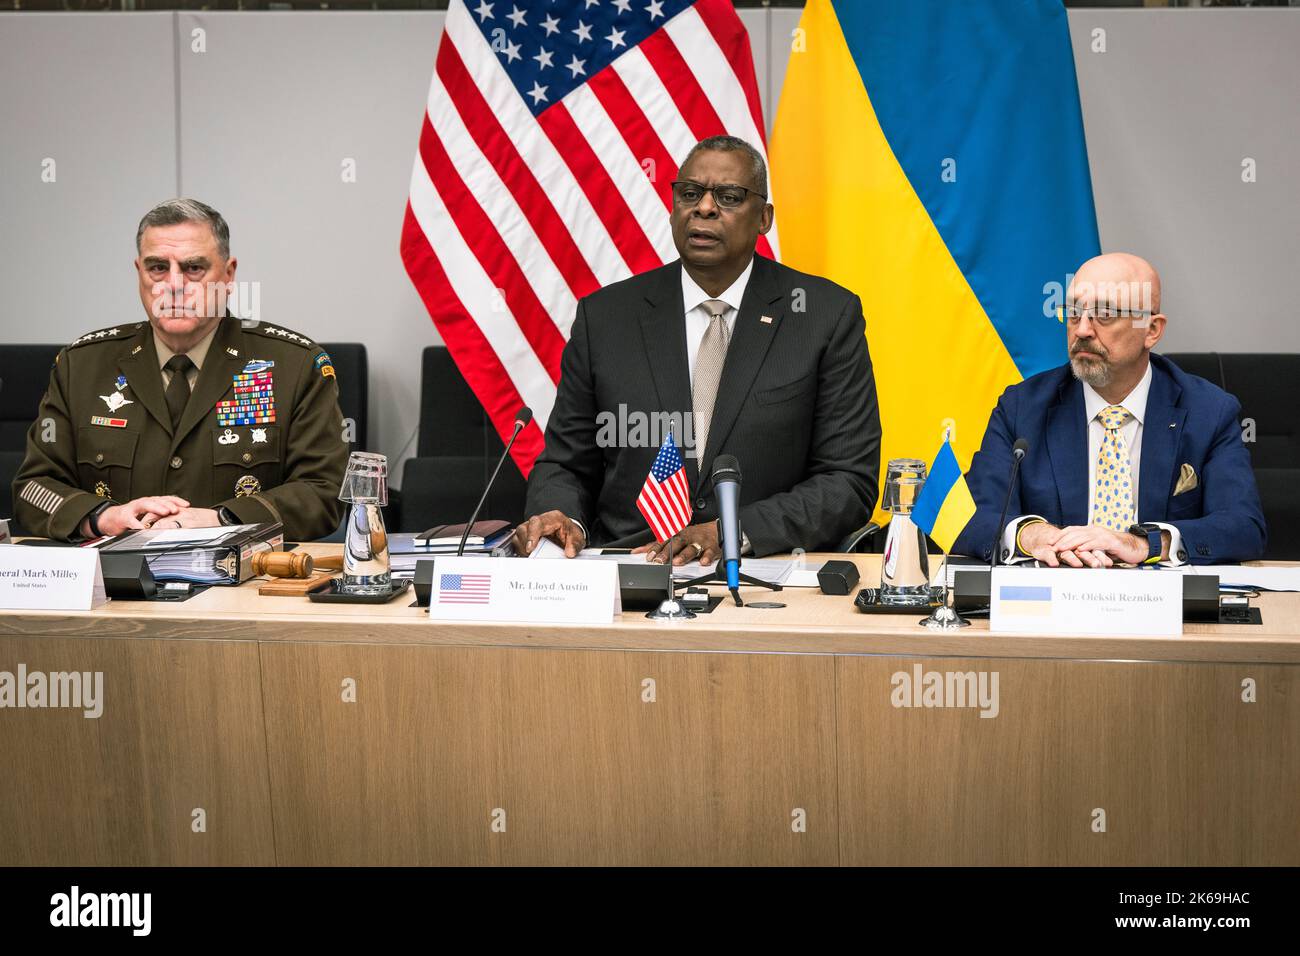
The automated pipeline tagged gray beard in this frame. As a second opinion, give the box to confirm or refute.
[1070,354,1113,388]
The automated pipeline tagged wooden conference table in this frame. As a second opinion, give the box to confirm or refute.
[0,547,1296,867]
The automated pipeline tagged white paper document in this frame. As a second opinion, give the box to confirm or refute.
[529,539,801,585]
[1161,564,1300,592]
[139,525,254,547]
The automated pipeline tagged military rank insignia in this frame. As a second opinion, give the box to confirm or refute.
[217,360,276,427]
[234,475,261,497]
[316,351,335,380]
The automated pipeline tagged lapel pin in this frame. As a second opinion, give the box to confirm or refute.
[227,347,239,357]
[131,345,143,355]
[760,315,774,325]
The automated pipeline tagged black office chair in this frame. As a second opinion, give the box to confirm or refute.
[0,345,62,534]
[398,455,527,532]
[398,347,528,532]
[1162,351,1225,389]
[318,343,368,452]
[1219,354,1300,560]
[837,521,883,553]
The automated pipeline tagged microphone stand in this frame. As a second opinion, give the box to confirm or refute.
[457,414,528,558]
[989,449,1025,569]
[681,544,782,607]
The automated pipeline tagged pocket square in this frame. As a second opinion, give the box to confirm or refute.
[1173,462,1198,496]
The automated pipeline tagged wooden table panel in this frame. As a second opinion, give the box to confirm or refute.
[837,656,1300,866]
[260,643,837,866]
[0,635,274,866]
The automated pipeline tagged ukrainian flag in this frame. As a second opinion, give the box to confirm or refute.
[911,439,977,554]
[770,0,1100,526]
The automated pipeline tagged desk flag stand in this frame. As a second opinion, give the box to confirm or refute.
[920,549,970,629]
[644,425,696,621]
[913,434,972,629]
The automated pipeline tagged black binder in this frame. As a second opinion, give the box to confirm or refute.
[94,523,284,585]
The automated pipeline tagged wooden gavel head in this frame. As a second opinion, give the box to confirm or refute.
[251,550,315,579]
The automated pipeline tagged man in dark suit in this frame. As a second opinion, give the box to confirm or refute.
[953,252,1264,567]
[514,135,881,563]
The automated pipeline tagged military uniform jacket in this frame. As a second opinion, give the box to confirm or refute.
[12,316,349,541]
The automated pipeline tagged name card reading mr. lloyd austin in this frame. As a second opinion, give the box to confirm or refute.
[990,566,1182,636]
[428,557,620,625]
[0,546,107,611]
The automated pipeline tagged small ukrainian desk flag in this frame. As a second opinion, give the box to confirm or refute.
[911,440,977,554]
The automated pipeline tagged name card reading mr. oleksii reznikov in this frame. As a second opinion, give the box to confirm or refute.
[427,556,620,625]
[0,546,107,611]
[990,566,1183,636]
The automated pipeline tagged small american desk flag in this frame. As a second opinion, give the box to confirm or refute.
[637,433,692,542]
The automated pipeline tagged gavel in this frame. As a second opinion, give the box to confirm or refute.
[251,550,344,578]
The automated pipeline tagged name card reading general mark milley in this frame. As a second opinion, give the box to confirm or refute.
[990,566,1182,637]
[0,546,107,611]
[427,556,620,625]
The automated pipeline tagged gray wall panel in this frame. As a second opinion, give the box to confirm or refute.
[0,13,177,346]
[1068,10,1300,352]
[177,11,445,464]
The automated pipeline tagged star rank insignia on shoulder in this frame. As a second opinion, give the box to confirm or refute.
[244,322,315,348]
[68,323,142,348]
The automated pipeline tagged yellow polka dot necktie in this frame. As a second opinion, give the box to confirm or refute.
[1093,404,1135,530]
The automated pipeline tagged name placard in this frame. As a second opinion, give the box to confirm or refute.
[427,556,619,625]
[990,566,1182,636]
[0,546,107,611]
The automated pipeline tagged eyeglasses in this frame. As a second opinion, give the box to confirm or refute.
[670,180,766,209]
[1057,304,1154,327]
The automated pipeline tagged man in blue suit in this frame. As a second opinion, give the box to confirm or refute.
[954,253,1265,567]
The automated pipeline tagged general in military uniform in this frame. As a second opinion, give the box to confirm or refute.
[12,198,349,541]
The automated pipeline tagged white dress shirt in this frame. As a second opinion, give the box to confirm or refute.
[681,257,753,388]
[1005,362,1185,564]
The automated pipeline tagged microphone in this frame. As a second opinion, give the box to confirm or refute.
[457,406,532,557]
[711,455,743,599]
[990,438,1030,567]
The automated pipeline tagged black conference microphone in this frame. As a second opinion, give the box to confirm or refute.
[712,455,744,600]
[990,438,1030,567]
[457,406,532,558]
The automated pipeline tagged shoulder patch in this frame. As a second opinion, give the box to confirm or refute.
[315,350,336,379]
[69,323,143,348]
[243,322,316,349]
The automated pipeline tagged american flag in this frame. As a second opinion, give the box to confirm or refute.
[439,572,493,604]
[401,0,777,476]
[637,432,692,542]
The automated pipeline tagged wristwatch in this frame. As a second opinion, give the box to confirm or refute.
[216,506,240,526]
[87,501,114,538]
[1128,523,1164,565]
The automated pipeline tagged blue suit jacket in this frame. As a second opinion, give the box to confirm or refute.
[952,354,1266,564]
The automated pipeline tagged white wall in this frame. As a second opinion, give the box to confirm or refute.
[2,8,1296,474]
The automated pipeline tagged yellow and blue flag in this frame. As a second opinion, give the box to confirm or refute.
[770,0,1100,525]
[911,439,977,554]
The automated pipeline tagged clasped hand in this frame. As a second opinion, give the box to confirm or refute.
[1018,521,1152,568]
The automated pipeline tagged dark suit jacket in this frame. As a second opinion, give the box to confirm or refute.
[526,255,882,556]
[952,353,1266,564]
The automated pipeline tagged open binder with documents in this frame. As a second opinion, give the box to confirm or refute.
[94,523,284,585]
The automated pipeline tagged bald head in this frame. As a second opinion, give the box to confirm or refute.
[1070,252,1161,315]
[1064,251,1167,400]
